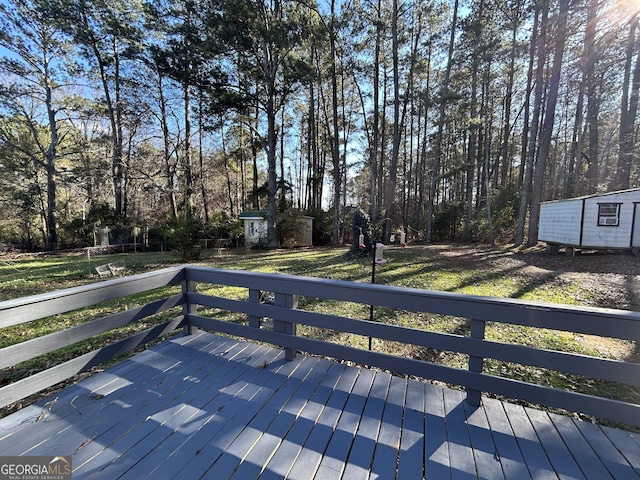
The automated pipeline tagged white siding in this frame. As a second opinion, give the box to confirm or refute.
[581,192,635,248]
[538,200,583,245]
[539,189,640,249]
[243,219,268,246]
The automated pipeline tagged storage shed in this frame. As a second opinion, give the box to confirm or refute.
[239,210,268,248]
[280,215,314,248]
[239,211,314,248]
[538,188,640,254]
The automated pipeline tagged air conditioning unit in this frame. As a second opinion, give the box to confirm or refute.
[600,217,618,225]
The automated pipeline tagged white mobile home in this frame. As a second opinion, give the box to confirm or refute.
[538,188,640,254]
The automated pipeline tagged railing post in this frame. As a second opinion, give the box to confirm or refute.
[466,318,485,406]
[274,292,298,361]
[248,288,261,328]
[182,279,198,335]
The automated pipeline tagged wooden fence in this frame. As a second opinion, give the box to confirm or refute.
[1,265,639,428]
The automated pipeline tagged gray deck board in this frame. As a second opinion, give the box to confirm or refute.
[79,339,278,478]
[73,337,265,477]
[285,363,359,479]
[601,426,640,478]
[109,341,263,478]
[574,421,640,480]
[152,349,290,479]
[1,331,639,480]
[0,337,188,447]
[445,388,479,479]
[197,356,320,479]
[340,371,390,480]
[424,382,451,478]
[396,378,425,479]
[368,374,406,478]
[462,394,505,480]
[259,362,346,479]
[314,367,375,479]
[227,357,331,479]
[525,406,585,480]
[550,412,614,480]
[499,401,556,480]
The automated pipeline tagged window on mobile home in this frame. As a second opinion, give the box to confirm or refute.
[597,203,620,226]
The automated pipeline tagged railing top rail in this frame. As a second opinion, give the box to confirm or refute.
[185,266,640,341]
[0,266,185,329]
[3,264,639,341]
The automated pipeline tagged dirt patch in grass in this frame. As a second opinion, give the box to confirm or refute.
[422,244,640,360]
[434,244,640,308]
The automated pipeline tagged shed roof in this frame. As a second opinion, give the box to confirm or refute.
[239,210,267,220]
[541,187,640,204]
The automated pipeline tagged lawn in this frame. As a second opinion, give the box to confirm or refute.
[1,244,639,423]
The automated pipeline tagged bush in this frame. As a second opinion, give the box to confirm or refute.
[59,217,93,248]
[469,183,521,244]
[277,211,302,247]
[204,212,244,247]
[167,212,204,261]
[309,209,332,246]
[432,202,465,242]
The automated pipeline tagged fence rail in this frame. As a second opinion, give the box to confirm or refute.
[1,265,639,427]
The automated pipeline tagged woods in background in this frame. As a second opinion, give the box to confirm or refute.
[0,0,638,250]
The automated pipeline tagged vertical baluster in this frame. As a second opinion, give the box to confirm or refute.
[182,279,198,335]
[248,288,261,328]
[274,292,298,361]
[466,318,485,406]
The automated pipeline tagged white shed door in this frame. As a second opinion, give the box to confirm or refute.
[632,203,640,248]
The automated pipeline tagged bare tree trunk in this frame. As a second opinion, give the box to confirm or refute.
[426,0,458,242]
[266,88,279,248]
[240,127,247,212]
[182,82,194,214]
[482,54,494,246]
[369,0,382,223]
[155,67,179,218]
[499,0,523,186]
[220,126,235,217]
[527,0,570,246]
[43,63,58,249]
[199,90,210,221]
[465,2,481,241]
[584,0,599,194]
[89,34,124,217]
[616,14,640,191]
[280,107,287,211]
[252,96,260,210]
[519,5,538,189]
[330,0,341,245]
[567,32,587,198]
[384,0,401,241]
[306,68,317,210]
[377,66,388,218]
[515,1,545,246]
[418,44,432,217]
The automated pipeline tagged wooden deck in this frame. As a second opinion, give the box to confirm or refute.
[1,331,639,480]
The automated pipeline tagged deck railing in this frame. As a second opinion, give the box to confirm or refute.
[1,265,639,427]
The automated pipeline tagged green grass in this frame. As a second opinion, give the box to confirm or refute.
[0,250,184,300]
[0,251,186,415]
[0,245,638,426]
